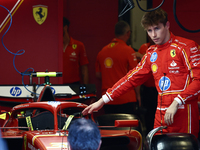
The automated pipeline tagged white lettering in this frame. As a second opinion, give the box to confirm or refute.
[190,54,200,58]
[168,67,180,69]
[193,62,200,66]
[190,47,198,51]
[169,70,179,74]
[191,58,200,62]
[28,142,38,150]
[191,50,198,53]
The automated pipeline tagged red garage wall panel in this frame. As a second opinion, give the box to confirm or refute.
[153,0,200,44]
[0,0,63,85]
[0,0,118,98]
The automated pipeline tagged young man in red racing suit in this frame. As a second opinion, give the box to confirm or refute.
[82,8,200,138]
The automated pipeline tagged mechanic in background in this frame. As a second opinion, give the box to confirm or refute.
[63,17,89,84]
[68,118,101,150]
[82,8,200,138]
[96,20,141,114]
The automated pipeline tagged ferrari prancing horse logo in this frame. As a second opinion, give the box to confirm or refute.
[33,5,48,25]
[170,49,176,57]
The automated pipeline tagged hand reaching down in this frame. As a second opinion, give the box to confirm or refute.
[82,98,105,115]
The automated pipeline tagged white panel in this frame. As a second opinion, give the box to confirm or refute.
[130,0,147,50]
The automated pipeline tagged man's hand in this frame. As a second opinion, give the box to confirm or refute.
[82,98,105,115]
[164,100,179,125]
[135,52,144,59]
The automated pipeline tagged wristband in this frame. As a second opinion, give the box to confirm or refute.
[174,95,185,105]
[102,94,110,103]
[174,97,182,105]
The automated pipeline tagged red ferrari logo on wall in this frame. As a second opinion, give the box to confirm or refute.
[33,5,48,25]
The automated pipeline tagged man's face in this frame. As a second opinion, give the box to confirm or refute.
[146,22,170,45]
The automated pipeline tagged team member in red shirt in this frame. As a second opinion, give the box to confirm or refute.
[96,20,140,114]
[63,17,89,84]
[83,8,200,137]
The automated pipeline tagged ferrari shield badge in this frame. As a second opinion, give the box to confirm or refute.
[170,49,176,58]
[72,44,77,49]
[33,5,48,25]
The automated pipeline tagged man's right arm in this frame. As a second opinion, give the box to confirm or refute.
[82,54,152,115]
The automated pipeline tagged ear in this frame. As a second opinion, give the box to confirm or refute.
[165,21,170,30]
[127,30,131,37]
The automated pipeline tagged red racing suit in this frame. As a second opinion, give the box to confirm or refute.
[102,32,200,137]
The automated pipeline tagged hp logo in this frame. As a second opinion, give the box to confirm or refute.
[159,76,171,91]
[150,52,158,62]
[10,87,22,97]
[51,87,56,95]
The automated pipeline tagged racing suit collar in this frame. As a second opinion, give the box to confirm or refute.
[156,32,174,50]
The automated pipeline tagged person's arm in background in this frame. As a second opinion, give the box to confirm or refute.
[81,65,89,84]
[135,52,144,61]
[129,45,144,62]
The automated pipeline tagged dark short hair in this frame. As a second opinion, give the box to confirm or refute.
[115,20,130,37]
[141,8,168,29]
[63,17,70,27]
[68,118,101,150]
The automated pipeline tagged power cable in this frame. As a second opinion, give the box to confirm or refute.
[173,0,200,33]
[136,0,165,12]
[0,5,37,96]
[119,0,165,17]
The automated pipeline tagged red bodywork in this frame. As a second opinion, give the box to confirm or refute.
[0,82,142,150]
[0,101,142,150]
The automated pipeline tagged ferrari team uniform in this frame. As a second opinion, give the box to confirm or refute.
[102,33,200,137]
[63,37,89,84]
[96,38,138,113]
